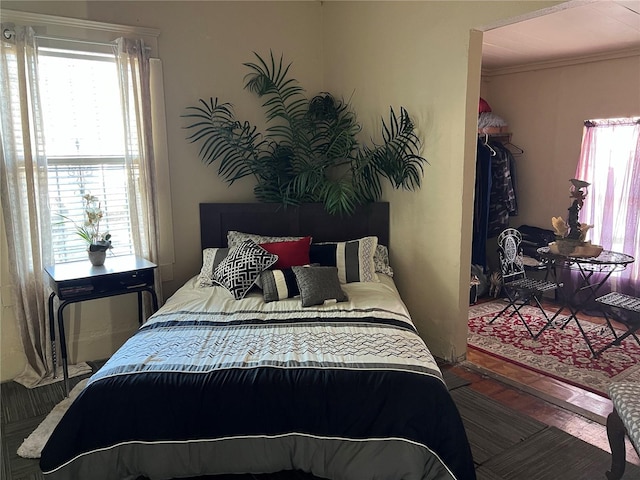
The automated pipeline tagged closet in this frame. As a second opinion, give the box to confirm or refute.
[472,131,523,271]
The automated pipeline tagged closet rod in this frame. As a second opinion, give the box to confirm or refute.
[478,133,497,156]
[480,132,524,155]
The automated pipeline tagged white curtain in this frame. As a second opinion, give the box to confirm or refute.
[575,118,640,296]
[0,24,54,387]
[115,37,163,309]
[0,28,164,387]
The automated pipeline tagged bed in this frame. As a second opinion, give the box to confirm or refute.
[40,202,475,480]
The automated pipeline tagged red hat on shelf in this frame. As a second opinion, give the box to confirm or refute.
[479,97,492,114]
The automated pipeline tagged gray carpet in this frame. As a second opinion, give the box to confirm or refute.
[2,366,638,480]
[452,384,640,480]
[450,386,547,465]
[0,363,100,480]
[477,426,640,480]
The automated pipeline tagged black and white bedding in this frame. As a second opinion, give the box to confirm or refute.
[40,275,475,480]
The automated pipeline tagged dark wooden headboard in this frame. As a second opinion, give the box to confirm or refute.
[200,202,389,249]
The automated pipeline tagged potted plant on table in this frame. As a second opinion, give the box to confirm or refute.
[60,194,112,266]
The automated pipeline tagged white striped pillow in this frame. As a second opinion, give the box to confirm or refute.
[309,236,379,283]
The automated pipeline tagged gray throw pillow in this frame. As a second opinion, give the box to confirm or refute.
[292,266,348,307]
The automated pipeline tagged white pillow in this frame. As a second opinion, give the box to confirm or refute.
[374,244,394,277]
[227,230,307,249]
[197,247,230,287]
[309,236,379,283]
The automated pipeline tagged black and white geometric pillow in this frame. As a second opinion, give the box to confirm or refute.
[214,240,278,300]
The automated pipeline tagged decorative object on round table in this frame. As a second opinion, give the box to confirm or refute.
[548,239,603,258]
[549,179,602,258]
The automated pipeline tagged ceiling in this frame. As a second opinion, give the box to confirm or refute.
[482,0,640,73]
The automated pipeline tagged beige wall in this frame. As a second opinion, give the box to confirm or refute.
[481,55,640,236]
[1,0,560,381]
[320,1,557,359]
[0,1,324,380]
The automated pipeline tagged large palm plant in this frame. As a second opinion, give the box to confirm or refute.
[183,52,427,215]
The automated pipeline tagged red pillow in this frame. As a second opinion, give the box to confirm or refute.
[259,236,312,269]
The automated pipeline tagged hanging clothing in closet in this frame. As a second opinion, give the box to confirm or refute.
[471,138,519,267]
[487,141,518,237]
[472,138,492,267]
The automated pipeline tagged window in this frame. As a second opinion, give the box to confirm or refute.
[1,14,168,386]
[37,39,136,263]
[575,117,640,293]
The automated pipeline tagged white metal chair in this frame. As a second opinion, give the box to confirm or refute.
[594,292,640,357]
[489,228,561,337]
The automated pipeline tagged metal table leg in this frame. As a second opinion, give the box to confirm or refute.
[48,292,58,378]
[57,300,70,397]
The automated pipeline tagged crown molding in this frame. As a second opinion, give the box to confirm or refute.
[483,47,640,77]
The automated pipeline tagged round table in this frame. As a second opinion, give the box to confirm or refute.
[536,246,635,356]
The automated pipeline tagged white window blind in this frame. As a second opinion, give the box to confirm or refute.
[37,39,136,263]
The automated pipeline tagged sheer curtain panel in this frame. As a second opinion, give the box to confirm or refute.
[115,37,163,311]
[575,118,640,296]
[1,27,164,387]
[0,25,54,387]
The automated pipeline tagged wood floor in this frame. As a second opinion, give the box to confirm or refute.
[459,297,640,468]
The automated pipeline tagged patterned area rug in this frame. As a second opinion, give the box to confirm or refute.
[468,300,640,397]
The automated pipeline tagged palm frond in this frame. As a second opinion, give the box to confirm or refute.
[364,107,426,190]
[184,55,428,216]
[287,168,325,203]
[351,149,384,203]
[243,51,307,123]
[306,94,360,161]
[182,97,266,183]
[319,179,358,216]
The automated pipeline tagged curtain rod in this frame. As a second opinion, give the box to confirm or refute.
[5,28,116,46]
[585,118,640,127]
[2,28,150,52]
[37,34,152,53]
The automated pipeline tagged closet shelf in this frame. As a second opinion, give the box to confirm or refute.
[478,126,510,135]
